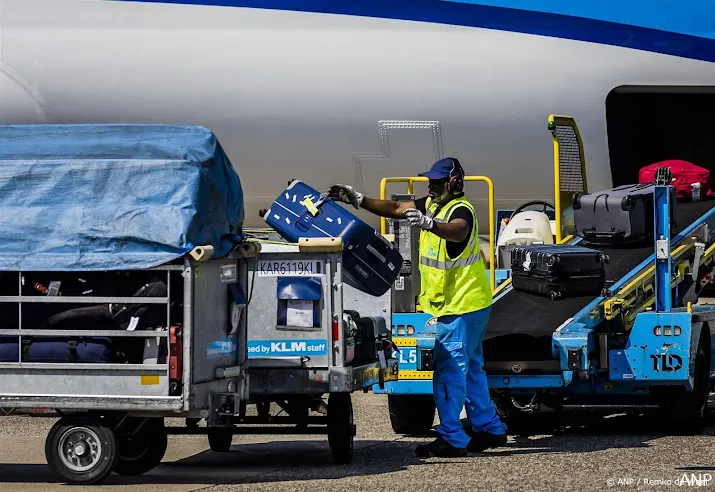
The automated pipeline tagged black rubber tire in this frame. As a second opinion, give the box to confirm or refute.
[666,343,709,435]
[327,393,355,464]
[207,428,233,452]
[388,395,436,435]
[113,418,168,476]
[45,416,118,485]
[256,401,271,419]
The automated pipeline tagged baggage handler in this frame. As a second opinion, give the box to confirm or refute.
[328,157,507,457]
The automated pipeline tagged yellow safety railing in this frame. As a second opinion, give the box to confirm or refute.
[379,175,496,292]
[604,238,715,328]
[549,115,588,245]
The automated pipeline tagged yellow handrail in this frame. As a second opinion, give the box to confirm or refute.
[379,175,496,292]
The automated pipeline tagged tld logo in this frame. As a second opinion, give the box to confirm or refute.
[650,353,683,372]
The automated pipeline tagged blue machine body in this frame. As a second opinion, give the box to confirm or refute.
[498,185,715,397]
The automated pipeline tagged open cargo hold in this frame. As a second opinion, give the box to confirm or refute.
[0,124,255,485]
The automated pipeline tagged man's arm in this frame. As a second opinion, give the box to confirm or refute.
[430,218,470,243]
[360,196,416,219]
[327,184,415,219]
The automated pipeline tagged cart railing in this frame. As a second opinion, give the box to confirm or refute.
[0,262,191,410]
[0,263,181,370]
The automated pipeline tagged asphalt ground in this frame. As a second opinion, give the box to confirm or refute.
[1,392,715,492]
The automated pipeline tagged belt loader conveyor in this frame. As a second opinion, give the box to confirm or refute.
[407,199,715,433]
[470,198,715,434]
[482,200,714,365]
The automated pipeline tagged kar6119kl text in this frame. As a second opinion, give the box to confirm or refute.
[257,260,323,276]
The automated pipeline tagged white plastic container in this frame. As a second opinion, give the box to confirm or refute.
[497,211,554,247]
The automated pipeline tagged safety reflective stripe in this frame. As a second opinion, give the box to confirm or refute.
[420,251,482,270]
[419,223,481,270]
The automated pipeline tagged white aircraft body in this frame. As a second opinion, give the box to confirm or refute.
[1,0,714,230]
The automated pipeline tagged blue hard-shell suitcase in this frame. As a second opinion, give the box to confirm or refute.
[265,180,403,296]
[0,336,18,362]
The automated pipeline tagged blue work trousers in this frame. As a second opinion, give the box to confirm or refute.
[433,307,506,448]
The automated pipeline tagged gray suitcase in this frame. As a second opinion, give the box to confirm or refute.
[573,184,676,246]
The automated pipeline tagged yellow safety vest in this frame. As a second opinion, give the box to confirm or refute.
[417,196,492,317]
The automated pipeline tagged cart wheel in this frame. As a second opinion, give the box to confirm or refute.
[327,393,355,464]
[207,428,233,452]
[113,418,167,476]
[45,416,118,485]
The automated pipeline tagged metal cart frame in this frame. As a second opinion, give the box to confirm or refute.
[0,245,256,485]
[231,237,399,464]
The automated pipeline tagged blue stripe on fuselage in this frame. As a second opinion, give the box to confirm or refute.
[443,1,715,40]
[112,0,715,63]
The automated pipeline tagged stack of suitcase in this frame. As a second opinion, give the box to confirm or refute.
[0,273,169,363]
[511,162,698,301]
[264,180,403,297]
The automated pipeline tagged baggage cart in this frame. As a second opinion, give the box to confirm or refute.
[0,123,253,484]
[0,251,255,484]
[240,236,399,464]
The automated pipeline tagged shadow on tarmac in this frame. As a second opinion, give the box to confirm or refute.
[1,409,713,486]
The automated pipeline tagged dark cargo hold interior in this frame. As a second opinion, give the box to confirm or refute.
[484,86,715,364]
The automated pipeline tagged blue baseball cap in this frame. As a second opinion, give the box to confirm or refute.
[418,157,463,180]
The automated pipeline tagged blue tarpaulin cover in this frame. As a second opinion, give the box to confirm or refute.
[0,124,244,271]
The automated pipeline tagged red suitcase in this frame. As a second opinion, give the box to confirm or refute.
[639,160,711,201]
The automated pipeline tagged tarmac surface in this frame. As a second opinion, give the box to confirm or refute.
[1,392,715,492]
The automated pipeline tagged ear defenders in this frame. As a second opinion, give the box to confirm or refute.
[446,158,464,194]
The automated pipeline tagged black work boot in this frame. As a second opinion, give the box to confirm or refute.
[415,437,467,458]
[467,432,507,453]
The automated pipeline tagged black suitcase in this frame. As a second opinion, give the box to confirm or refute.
[511,245,608,300]
[343,310,392,366]
[573,184,676,246]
